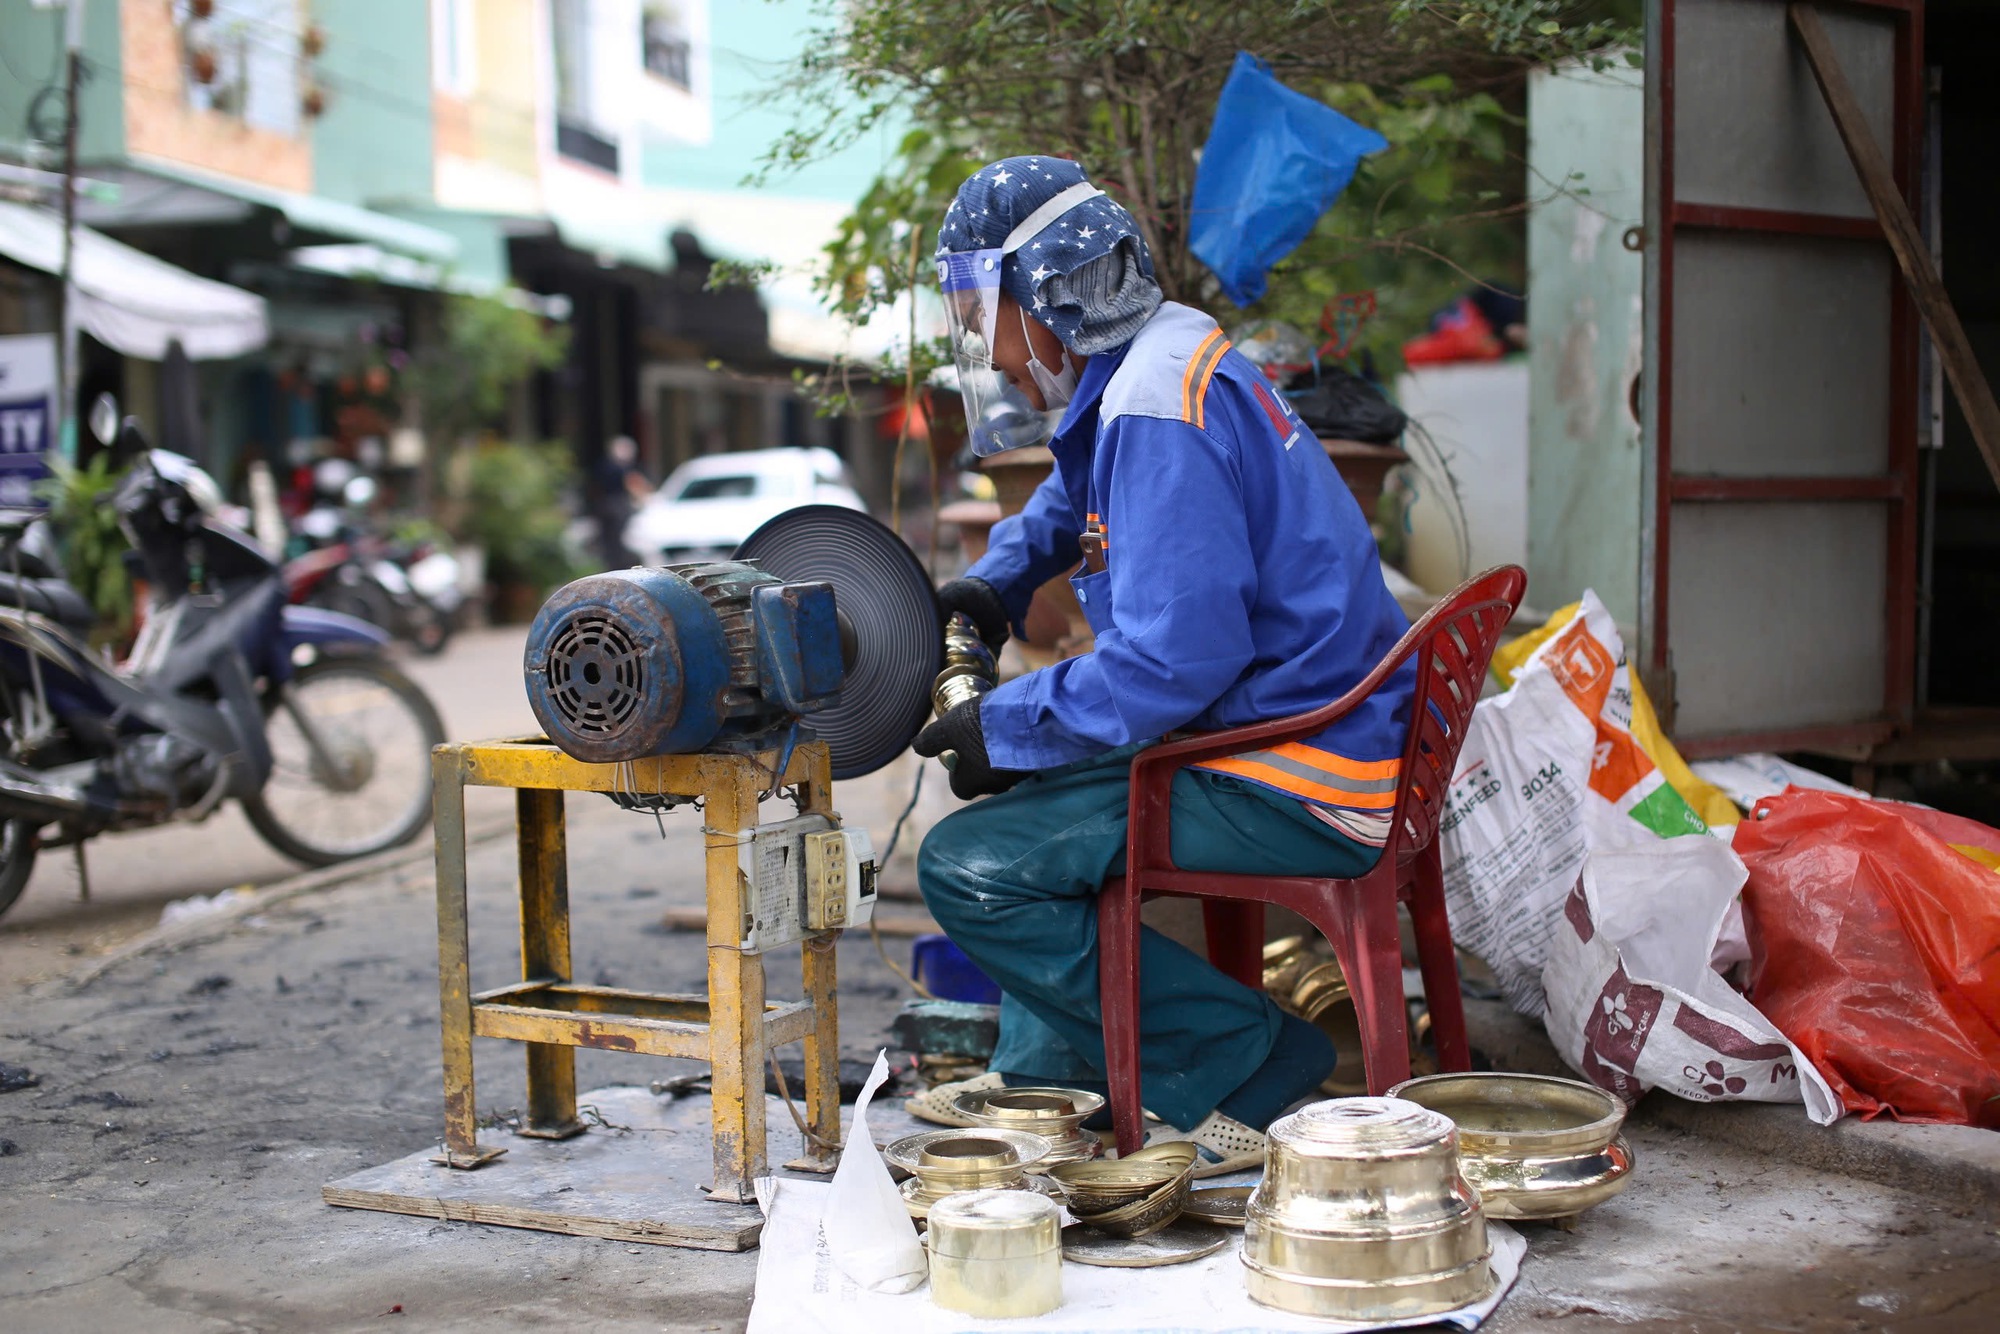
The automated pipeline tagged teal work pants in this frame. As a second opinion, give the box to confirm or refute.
[916,746,1377,1131]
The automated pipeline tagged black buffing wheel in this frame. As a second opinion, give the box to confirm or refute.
[735,506,942,780]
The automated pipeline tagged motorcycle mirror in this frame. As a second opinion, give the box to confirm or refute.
[88,393,120,446]
[343,476,378,508]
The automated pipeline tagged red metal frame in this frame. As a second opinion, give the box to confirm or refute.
[1667,475,1904,502]
[1669,201,1884,241]
[1653,0,1924,752]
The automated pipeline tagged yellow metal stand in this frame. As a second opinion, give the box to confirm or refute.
[429,736,842,1205]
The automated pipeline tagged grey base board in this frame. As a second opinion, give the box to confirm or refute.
[322,1087,812,1253]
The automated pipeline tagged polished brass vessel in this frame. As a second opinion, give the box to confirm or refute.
[951,1086,1106,1166]
[885,1129,1053,1219]
[932,613,998,717]
[1049,1141,1197,1239]
[1264,938,1368,1096]
[926,1189,1063,1317]
[1243,1098,1493,1320]
[1388,1072,1633,1220]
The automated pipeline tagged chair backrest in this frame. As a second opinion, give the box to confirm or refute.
[1385,566,1527,861]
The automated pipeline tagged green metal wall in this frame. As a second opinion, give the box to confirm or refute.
[0,0,126,164]
[1525,61,1646,629]
[309,0,433,208]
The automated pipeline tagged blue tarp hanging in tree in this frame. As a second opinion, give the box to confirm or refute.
[1188,52,1390,307]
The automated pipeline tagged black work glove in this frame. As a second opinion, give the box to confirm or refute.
[938,576,1011,652]
[914,699,1029,800]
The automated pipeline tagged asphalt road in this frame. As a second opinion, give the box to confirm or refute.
[0,628,543,991]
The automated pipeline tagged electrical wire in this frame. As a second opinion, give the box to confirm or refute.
[868,761,936,1000]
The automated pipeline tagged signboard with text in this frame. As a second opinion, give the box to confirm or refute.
[0,334,57,509]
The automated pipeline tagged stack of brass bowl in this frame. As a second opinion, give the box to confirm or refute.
[1048,1142,1198,1239]
[1264,937,1368,1096]
[1388,1072,1634,1221]
[1244,1098,1492,1320]
[884,1129,1055,1220]
[951,1086,1106,1166]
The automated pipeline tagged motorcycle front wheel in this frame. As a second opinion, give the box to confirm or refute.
[0,818,38,920]
[242,657,446,866]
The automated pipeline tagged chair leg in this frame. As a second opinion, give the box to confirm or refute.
[1096,875,1147,1158]
[1407,849,1472,1074]
[1203,901,1264,990]
[1312,876,1410,1095]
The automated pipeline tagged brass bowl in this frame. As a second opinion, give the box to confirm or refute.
[1244,1098,1492,1321]
[1047,1142,1199,1211]
[1066,1167,1192,1239]
[901,1170,1063,1221]
[886,1128,1050,1185]
[951,1086,1107,1167]
[1388,1072,1634,1220]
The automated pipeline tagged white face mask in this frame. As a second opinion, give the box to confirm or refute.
[1020,306,1080,410]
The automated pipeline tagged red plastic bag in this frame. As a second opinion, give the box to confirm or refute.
[1734,789,2000,1127]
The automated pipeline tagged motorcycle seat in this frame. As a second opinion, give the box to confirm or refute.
[0,572,98,632]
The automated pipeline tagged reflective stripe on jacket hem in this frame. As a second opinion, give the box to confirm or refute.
[1192,740,1400,812]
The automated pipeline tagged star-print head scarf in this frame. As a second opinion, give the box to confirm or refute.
[935,156,1163,356]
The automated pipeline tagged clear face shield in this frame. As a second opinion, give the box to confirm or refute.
[939,249,1051,458]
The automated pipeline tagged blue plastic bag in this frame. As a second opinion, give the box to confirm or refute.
[1189,52,1390,307]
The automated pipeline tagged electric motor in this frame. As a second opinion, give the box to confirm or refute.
[524,562,844,764]
[524,506,943,777]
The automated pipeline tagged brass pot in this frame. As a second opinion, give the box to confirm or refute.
[885,1129,1052,1218]
[1243,1098,1492,1321]
[926,1188,1063,1317]
[951,1086,1106,1166]
[1388,1072,1633,1220]
[1291,959,1369,1096]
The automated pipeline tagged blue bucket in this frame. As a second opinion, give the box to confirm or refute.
[910,934,1002,1004]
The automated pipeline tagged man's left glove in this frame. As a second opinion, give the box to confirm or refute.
[914,699,1029,800]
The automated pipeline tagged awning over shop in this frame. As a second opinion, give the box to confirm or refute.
[75,157,459,263]
[287,242,572,319]
[0,199,268,360]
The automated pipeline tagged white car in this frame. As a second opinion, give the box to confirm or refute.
[623,447,868,566]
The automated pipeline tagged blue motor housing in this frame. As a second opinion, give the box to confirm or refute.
[524,563,844,764]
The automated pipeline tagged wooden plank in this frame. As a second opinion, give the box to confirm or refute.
[1788,2,2000,494]
[323,1087,786,1252]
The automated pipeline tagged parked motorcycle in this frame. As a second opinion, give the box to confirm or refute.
[0,404,447,921]
[284,473,460,655]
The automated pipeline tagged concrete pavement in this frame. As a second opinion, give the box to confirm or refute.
[2,629,1997,1331]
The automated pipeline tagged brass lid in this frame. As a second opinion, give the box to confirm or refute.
[926,1188,1061,1260]
[1270,1097,1455,1160]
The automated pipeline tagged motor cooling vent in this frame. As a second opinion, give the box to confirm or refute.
[542,612,644,740]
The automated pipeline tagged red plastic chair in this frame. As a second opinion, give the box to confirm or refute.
[1096,566,1528,1155]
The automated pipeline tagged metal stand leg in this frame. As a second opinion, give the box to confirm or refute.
[792,764,840,1173]
[517,788,584,1140]
[434,748,503,1168]
[703,766,766,1203]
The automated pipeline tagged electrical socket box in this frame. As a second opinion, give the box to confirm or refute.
[738,814,877,953]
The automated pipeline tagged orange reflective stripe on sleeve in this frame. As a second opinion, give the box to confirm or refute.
[1180,329,1228,425]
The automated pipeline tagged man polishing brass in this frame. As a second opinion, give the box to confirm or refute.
[909,158,1416,1172]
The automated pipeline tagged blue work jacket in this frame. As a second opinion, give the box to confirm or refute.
[968,302,1416,815]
